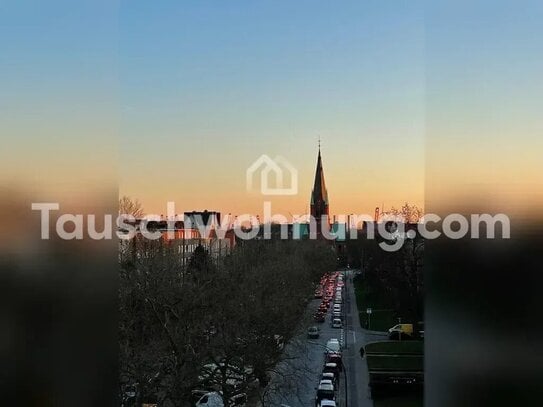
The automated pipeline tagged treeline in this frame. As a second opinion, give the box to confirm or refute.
[346,234,424,324]
[362,235,423,322]
[119,238,336,406]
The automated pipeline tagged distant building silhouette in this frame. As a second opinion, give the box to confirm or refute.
[310,145,330,239]
[184,210,221,227]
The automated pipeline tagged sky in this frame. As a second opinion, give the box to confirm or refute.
[118,1,425,218]
[2,1,541,219]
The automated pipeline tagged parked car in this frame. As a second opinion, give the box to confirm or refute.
[388,323,414,339]
[325,353,343,369]
[319,379,334,389]
[315,383,335,405]
[318,400,336,407]
[321,372,336,387]
[323,362,340,376]
[195,391,223,407]
[195,391,246,407]
[332,318,342,329]
[325,339,341,354]
[308,326,320,339]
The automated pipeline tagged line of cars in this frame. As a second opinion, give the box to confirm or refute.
[314,338,343,407]
[311,272,346,407]
[314,272,344,328]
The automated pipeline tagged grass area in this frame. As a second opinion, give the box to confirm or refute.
[367,355,423,371]
[354,277,397,332]
[366,341,423,355]
[366,341,424,371]
[374,395,423,407]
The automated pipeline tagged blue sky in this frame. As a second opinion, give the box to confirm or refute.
[118,1,425,215]
[2,1,540,215]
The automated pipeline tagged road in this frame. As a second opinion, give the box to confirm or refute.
[261,270,386,407]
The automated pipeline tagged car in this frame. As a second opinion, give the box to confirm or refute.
[307,326,320,339]
[315,383,335,405]
[325,352,343,369]
[321,372,336,386]
[195,391,247,407]
[323,362,340,376]
[314,312,325,323]
[318,400,337,407]
[325,339,341,354]
[333,304,341,313]
[332,318,342,329]
[388,323,414,339]
[195,391,223,407]
[319,379,334,389]
[332,311,342,321]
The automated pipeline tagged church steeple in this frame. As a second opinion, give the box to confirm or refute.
[311,143,329,236]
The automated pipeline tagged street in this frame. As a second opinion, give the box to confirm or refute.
[262,270,387,407]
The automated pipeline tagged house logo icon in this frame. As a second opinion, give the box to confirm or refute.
[246,154,298,196]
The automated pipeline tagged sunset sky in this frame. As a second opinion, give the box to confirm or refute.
[2,1,541,220]
[118,1,425,217]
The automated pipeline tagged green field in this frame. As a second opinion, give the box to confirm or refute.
[366,340,423,405]
[367,355,423,371]
[354,277,397,332]
[366,341,423,354]
[374,395,423,407]
[366,341,424,371]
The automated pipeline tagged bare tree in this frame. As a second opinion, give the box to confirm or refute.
[120,233,335,406]
[386,202,424,223]
[119,195,145,219]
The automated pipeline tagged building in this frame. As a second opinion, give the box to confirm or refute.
[310,145,330,239]
[120,213,235,270]
[184,210,221,228]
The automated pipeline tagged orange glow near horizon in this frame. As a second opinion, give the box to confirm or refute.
[120,146,425,219]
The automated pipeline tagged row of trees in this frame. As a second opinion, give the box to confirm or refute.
[119,234,336,406]
[346,203,424,322]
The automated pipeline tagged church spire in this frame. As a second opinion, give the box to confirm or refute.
[311,142,329,234]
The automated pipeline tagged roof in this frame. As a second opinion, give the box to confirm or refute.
[311,148,329,207]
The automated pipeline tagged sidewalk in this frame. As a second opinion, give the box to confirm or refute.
[343,270,374,407]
